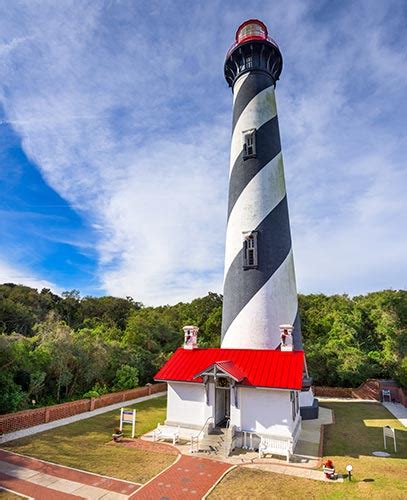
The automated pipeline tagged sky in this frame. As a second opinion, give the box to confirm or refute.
[0,0,406,305]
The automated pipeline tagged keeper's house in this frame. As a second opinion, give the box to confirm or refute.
[154,327,306,450]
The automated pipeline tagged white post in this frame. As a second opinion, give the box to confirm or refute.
[132,410,136,438]
[120,408,124,432]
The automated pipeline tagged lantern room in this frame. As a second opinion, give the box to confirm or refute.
[236,19,268,44]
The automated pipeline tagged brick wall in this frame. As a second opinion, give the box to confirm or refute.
[314,379,380,400]
[314,379,407,406]
[0,383,167,435]
[313,386,354,398]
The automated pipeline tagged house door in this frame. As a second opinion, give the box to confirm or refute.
[215,387,231,427]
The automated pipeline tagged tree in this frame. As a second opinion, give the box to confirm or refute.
[114,365,139,390]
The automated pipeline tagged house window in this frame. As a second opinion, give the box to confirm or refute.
[243,129,256,159]
[243,231,258,269]
[290,391,296,421]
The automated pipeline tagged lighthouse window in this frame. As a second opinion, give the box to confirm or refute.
[243,129,256,159]
[245,55,253,69]
[243,231,258,269]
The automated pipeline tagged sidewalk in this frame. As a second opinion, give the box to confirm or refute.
[0,392,166,444]
[130,454,232,499]
[382,402,407,427]
[0,449,141,499]
[242,462,343,482]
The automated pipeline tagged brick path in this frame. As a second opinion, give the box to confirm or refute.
[0,449,141,499]
[131,454,232,499]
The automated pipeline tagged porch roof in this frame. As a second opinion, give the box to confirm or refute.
[154,348,304,390]
[194,360,247,382]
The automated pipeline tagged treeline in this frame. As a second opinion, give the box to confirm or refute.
[0,283,406,414]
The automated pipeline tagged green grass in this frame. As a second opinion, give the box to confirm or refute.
[210,402,407,499]
[0,491,27,500]
[1,396,174,483]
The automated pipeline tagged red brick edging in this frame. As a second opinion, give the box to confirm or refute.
[0,383,167,435]
[0,449,141,495]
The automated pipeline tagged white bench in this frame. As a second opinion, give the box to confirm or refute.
[258,435,293,462]
[152,424,180,445]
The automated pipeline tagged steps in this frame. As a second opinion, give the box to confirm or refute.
[195,428,233,457]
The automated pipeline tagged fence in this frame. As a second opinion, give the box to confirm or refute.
[314,379,407,407]
[0,383,167,435]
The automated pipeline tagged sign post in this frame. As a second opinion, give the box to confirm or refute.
[120,408,136,438]
[383,425,397,453]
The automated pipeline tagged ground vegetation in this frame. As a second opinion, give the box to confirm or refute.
[0,283,406,413]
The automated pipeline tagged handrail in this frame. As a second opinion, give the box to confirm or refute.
[190,416,214,453]
[197,416,214,440]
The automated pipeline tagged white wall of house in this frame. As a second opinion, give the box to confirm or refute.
[233,387,300,437]
[166,381,214,428]
[166,382,301,440]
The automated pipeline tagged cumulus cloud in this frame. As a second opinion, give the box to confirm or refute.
[0,0,406,303]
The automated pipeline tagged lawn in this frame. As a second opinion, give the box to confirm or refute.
[1,396,174,483]
[0,491,27,500]
[210,402,407,499]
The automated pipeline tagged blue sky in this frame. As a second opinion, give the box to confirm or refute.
[0,0,406,304]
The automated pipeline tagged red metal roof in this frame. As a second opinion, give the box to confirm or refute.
[154,348,304,390]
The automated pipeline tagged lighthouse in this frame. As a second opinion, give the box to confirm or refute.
[154,19,319,460]
[222,20,301,351]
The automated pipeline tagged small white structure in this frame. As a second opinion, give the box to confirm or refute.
[155,329,306,459]
[120,408,136,438]
[383,425,397,452]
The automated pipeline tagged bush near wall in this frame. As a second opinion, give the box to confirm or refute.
[0,383,166,435]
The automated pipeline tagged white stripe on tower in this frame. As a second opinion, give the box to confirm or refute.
[222,249,299,349]
[222,29,302,350]
[224,152,285,278]
[229,85,277,173]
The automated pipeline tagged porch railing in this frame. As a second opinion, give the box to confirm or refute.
[190,416,213,453]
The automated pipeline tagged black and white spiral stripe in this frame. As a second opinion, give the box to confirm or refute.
[221,72,302,350]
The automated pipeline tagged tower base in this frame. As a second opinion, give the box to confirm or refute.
[300,398,319,420]
[299,388,319,420]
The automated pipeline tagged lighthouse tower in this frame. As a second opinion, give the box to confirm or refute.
[154,20,318,444]
[222,20,301,351]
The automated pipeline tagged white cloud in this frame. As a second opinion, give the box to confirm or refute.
[0,259,58,292]
[0,1,406,303]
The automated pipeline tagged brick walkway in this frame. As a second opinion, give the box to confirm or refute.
[0,449,141,499]
[131,454,232,499]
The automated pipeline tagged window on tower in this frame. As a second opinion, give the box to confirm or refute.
[242,231,258,269]
[243,129,256,159]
